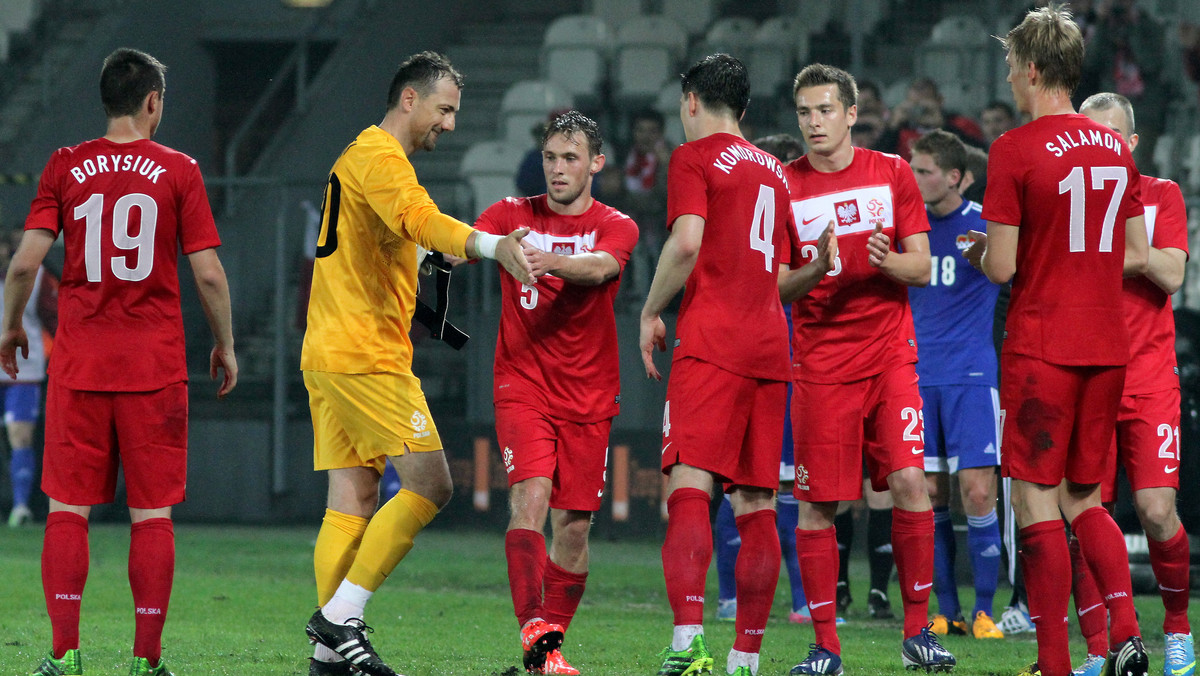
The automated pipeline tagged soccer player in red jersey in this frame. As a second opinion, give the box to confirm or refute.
[963,7,1151,676]
[639,53,798,676]
[0,48,237,676]
[473,111,638,675]
[1066,93,1192,676]
[779,63,954,676]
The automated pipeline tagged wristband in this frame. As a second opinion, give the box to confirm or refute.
[475,232,502,259]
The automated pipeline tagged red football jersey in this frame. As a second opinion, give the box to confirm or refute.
[982,114,1143,366]
[666,133,797,381]
[1123,175,1188,394]
[784,147,929,384]
[474,195,638,422]
[25,138,221,391]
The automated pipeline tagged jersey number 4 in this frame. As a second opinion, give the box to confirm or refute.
[75,192,157,282]
[749,184,777,271]
[1058,166,1128,253]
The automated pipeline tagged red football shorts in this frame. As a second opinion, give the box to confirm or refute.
[661,357,786,491]
[494,400,612,512]
[42,381,189,509]
[999,353,1124,487]
[791,362,925,502]
[1101,387,1181,503]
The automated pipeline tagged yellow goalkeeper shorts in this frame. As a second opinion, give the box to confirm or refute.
[304,370,444,472]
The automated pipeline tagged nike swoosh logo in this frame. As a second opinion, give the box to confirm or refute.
[1165,465,1179,474]
[913,582,933,591]
[802,215,823,226]
[1077,603,1104,616]
[911,447,923,455]
[661,443,672,456]
[1159,584,1187,593]
[809,600,833,609]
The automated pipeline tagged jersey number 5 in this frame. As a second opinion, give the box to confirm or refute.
[1058,166,1128,253]
[75,192,157,282]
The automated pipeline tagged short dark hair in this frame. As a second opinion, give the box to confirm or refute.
[752,134,805,163]
[632,108,665,130]
[542,110,603,157]
[911,129,968,177]
[983,100,1016,120]
[680,53,750,119]
[793,63,857,110]
[857,79,882,101]
[386,51,463,110]
[100,48,166,119]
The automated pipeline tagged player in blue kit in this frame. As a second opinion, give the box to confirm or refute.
[907,130,1005,640]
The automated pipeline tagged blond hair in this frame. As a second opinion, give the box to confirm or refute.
[1000,3,1083,96]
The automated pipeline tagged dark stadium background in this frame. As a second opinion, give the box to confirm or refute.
[0,0,1196,588]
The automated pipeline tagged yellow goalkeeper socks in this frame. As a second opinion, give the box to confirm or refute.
[314,508,369,605]
[346,489,439,592]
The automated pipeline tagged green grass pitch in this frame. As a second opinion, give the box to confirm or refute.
[0,523,1188,675]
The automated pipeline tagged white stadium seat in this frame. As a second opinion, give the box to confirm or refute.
[542,15,613,103]
[929,15,990,45]
[700,17,758,60]
[498,80,574,149]
[654,81,685,148]
[613,15,688,107]
[750,16,810,98]
[1184,134,1200,193]
[459,141,525,219]
[664,0,715,37]
[589,0,642,31]
[0,0,39,34]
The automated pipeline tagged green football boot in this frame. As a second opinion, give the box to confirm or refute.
[656,633,714,676]
[31,649,83,676]
[128,657,174,676]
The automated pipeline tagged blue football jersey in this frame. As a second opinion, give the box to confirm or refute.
[908,200,999,386]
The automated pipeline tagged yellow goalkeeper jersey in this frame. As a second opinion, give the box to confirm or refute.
[301,125,474,374]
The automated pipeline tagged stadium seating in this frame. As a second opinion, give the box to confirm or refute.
[1184,133,1200,193]
[698,17,757,61]
[541,14,612,104]
[663,0,715,37]
[654,81,685,148]
[613,15,688,107]
[588,0,643,31]
[459,141,524,218]
[750,16,810,98]
[1152,133,1177,180]
[498,79,574,148]
[0,0,40,62]
[917,15,994,116]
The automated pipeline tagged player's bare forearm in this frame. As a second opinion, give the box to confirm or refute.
[779,263,827,303]
[524,245,619,286]
[1122,214,1149,278]
[641,219,702,319]
[980,222,1017,284]
[1144,247,1187,294]
[875,231,930,287]
[187,248,238,397]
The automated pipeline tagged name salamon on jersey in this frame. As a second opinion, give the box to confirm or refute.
[711,142,788,185]
[69,154,168,184]
[1044,128,1125,158]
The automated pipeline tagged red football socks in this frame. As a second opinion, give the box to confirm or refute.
[505,528,548,627]
[892,507,935,639]
[1071,506,1140,648]
[732,509,780,654]
[543,560,587,631]
[1021,520,1072,676]
[42,511,89,659]
[1069,534,1109,657]
[129,518,175,664]
[796,526,840,655]
[662,487,712,627]
[1148,524,1191,635]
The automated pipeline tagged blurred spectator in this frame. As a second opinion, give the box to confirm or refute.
[621,109,671,298]
[979,101,1018,147]
[516,119,549,197]
[854,79,889,150]
[1181,13,1200,108]
[879,77,985,160]
[753,134,805,164]
[1079,0,1171,173]
[960,145,989,205]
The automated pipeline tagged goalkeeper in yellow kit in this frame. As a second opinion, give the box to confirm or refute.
[300,51,534,676]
